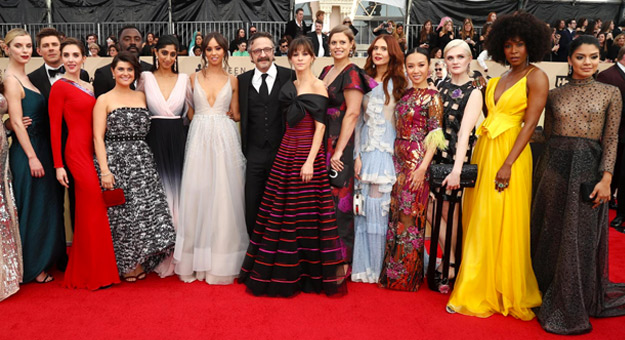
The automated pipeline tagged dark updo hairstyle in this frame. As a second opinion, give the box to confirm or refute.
[201,32,229,74]
[568,34,600,58]
[111,51,141,83]
[60,37,86,56]
[484,11,551,64]
[151,34,179,73]
[287,36,315,59]
[406,47,431,65]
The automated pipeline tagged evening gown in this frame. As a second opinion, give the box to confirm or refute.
[174,75,249,284]
[352,79,397,283]
[139,71,193,277]
[319,63,375,262]
[239,81,347,297]
[0,93,22,301]
[379,88,445,291]
[531,77,625,334]
[447,70,542,320]
[9,80,65,283]
[103,107,176,275]
[49,79,120,289]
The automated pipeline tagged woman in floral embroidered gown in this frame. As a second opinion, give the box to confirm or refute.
[378,48,445,291]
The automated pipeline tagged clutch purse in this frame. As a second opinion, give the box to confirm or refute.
[102,188,126,207]
[430,164,478,188]
[353,190,365,216]
[580,181,598,203]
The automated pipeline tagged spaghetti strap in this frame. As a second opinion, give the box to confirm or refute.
[10,74,25,88]
[524,67,536,78]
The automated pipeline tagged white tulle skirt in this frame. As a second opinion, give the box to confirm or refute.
[174,114,249,284]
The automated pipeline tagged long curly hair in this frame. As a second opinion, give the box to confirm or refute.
[484,11,551,64]
[364,35,406,104]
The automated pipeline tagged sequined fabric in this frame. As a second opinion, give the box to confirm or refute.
[378,88,443,291]
[531,77,625,334]
[100,107,176,275]
[0,93,22,301]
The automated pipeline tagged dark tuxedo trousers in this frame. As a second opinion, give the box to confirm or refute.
[27,65,90,270]
[597,64,625,216]
[238,66,294,236]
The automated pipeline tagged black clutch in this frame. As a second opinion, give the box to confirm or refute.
[580,181,598,203]
[329,167,350,188]
[430,163,478,188]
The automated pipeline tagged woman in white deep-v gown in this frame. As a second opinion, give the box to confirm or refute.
[174,33,249,284]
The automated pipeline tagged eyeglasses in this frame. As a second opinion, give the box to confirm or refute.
[251,47,273,56]
[280,44,288,48]
[250,30,257,34]
[343,21,351,24]
[435,68,442,71]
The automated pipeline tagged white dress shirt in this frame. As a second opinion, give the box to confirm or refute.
[316,33,325,57]
[252,63,278,94]
[44,63,65,85]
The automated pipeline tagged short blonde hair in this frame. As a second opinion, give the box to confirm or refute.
[4,28,30,47]
[88,43,100,51]
[444,39,472,58]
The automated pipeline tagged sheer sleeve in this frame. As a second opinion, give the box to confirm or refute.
[136,71,148,92]
[425,92,446,151]
[48,82,65,169]
[600,86,623,174]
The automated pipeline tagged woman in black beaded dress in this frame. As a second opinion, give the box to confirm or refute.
[531,35,625,335]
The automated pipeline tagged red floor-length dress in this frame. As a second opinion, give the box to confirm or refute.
[49,78,120,289]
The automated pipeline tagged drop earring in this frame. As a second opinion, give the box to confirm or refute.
[155,58,159,70]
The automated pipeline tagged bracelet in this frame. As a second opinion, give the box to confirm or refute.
[101,172,112,177]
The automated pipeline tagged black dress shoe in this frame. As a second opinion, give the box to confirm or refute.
[609,198,618,210]
[610,215,624,228]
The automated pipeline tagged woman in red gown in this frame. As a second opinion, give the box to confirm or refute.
[49,38,120,289]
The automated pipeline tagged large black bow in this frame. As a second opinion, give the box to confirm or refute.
[48,66,65,78]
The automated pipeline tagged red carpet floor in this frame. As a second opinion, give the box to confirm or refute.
[1,228,624,339]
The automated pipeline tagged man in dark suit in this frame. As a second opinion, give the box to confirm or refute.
[27,28,89,271]
[598,46,625,232]
[238,32,294,235]
[556,18,576,61]
[307,20,329,57]
[284,8,310,40]
[93,25,151,97]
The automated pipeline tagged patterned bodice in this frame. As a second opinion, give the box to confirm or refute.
[106,107,151,140]
[395,88,443,142]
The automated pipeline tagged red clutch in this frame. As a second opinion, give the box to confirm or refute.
[102,188,126,207]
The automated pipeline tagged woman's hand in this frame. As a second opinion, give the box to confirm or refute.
[56,168,69,188]
[409,167,427,191]
[495,163,511,192]
[300,161,313,183]
[354,156,362,180]
[590,180,611,209]
[28,157,44,178]
[442,170,461,190]
[101,173,115,190]
[330,150,344,172]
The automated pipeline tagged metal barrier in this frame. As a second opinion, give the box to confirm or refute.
[0,23,24,38]
[175,21,244,51]
[99,22,171,45]
[26,22,97,44]
[251,21,286,41]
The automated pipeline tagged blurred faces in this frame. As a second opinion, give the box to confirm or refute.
[315,22,323,34]
[425,21,432,32]
[568,20,577,30]
[445,20,453,32]
[569,43,600,79]
[444,46,471,76]
[329,32,352,60]
[618,35,625,47]
[6,35,32,64]
[204,38,225,67]
[598,33,606,44]
[195,35,203,46]
[112,61,135,87]
[371,39,389,69]
[108,45,119,57]
[290,46,314,72]
[157,44,177,71]
[405,52,429,88]
[503,37,528,67]
[296,10,304,22]
[87,35,96,44]
[238,42,247,52]
[435,63,445,79]
[238,29,245,38]
[38,35,61,66]
[61,44,86,75]
[119,28,142,56]
[249,37,275,73]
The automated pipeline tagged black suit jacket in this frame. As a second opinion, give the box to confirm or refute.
[306,32,330,57]
[93,60,152,98]
[237,65,294,155]
[597,64,625,138]
[28,65,90,101]
[284,20,310,39]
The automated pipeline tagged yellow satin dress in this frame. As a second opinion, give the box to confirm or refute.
[446,71,542,320]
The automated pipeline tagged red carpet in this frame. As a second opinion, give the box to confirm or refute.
[1,228,624,339]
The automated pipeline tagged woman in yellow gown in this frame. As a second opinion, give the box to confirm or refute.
[446,12,551,320]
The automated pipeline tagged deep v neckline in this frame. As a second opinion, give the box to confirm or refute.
[323,63,352,88]
[155,74,182,103]
[197,76,229,108]
[492,68,534,107]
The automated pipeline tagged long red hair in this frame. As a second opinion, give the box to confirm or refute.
[364,35,406,104]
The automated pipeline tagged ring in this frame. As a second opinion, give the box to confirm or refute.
[497,183,505,189]
[600,199,605,204]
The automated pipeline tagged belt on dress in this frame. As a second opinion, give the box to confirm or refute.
[106,135,145,142]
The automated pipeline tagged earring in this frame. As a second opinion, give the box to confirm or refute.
[155,58,159,70]
[526,55,530,67]
[568,65,573,76]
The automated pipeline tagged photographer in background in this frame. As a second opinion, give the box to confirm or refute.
[373,20,395,36]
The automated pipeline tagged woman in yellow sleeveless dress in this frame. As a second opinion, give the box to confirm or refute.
[446,13,551,320]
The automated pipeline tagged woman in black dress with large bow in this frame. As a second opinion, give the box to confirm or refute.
[239,37,347,297]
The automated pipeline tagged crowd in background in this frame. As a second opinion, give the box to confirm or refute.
[1,8,625,337]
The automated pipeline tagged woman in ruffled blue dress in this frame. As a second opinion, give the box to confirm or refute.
[352,36,407,283]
